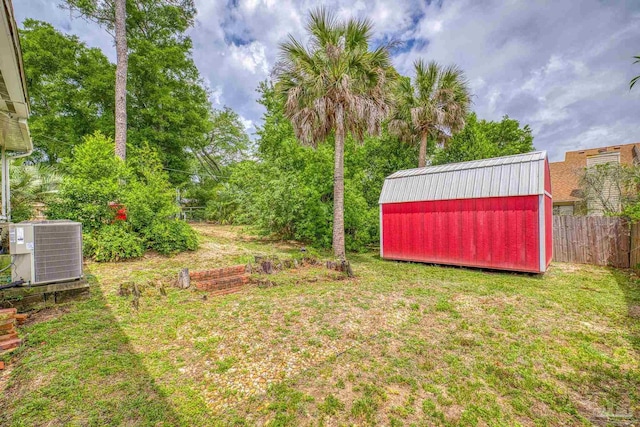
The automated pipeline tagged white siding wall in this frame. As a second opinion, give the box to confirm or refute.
[586,153,621,215]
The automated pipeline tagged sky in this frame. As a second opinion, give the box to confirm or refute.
[13,0,640,161]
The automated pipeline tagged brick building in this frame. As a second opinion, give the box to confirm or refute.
[549,143,640,216]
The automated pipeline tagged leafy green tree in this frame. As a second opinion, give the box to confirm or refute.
[182,107,251,209]
[127,28,211,182]
[55,0,129,159]
[390,60,471,167]
[432,113,534,165]
[275,8,394,259]
[63,0,211,183]
[482,114,534,156]
[195,107,251,175]
[20,19,115,163]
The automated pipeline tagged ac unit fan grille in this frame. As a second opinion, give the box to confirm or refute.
[33,224,83,283]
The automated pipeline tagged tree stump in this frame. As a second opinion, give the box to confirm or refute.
[341,260,354,277]
[175,268,190,289]
[326,259,354,277]
[261,260,273,274]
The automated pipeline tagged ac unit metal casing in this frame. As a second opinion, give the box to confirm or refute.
[9,221,83,285]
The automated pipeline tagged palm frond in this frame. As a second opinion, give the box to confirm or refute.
[389,58,471,149]
[631,56,640,90]
[274,8,395,146]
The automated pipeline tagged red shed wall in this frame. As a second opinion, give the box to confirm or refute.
[545,195,552,268]
[381,195,541,272]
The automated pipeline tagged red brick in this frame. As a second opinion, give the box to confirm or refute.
[0,308,17,320]
[0,319,15,331]
[0,338,21,350]
[0,332,18,342]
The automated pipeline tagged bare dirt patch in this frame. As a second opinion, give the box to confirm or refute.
[23,306,70,326]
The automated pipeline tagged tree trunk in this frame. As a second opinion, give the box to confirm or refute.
[418,132,428,168]
[114,0,128,161]
[333,104,346,260]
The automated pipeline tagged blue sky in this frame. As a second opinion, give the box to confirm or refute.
[14,0,640,161]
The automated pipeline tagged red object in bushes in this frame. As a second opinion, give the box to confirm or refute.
[109,202,127,221]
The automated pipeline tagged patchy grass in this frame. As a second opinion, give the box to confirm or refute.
[1,224,639,426]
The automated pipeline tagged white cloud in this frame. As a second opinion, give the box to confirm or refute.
[229,42,269,75]
[209,85,223,106]
[239,116,253,131]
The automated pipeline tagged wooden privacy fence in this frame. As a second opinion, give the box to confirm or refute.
[552,216,635,268]
[631,223,640,270]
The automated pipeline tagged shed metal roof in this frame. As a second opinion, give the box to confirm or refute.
[379,151,548,204]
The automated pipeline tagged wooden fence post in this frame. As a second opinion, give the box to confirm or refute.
[630,222,640,271]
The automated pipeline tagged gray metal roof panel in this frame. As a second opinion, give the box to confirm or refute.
[379,151,548,204]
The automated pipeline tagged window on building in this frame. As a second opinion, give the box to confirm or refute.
[553,205,574,216]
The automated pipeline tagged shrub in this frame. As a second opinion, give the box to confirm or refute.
[47,132,127,231]
[143,220,199,255]
[84,224,145,262]
[10,163,61,222]
[123,144,180,232]
[49,136,199,261]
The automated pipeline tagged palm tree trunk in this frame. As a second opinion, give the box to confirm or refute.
[418,132,428,168]
[114,0,128,161]
[333,104,346,259]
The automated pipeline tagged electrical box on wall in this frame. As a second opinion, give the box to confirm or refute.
[9,221,83,285]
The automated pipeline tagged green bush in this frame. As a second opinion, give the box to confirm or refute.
[143,220,199,255]
[124,143,180,232]
[84,224,145,262]
[50,133,199,262]
[47,132,127,231]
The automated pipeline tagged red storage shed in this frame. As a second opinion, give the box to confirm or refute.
[379,151,552,273]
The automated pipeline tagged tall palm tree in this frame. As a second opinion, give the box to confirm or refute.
[275,8,394,259]
[390,60,471,167]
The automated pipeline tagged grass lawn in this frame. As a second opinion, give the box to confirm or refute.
[1,224,639,426]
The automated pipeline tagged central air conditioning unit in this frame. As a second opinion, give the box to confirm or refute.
[9,221,83,285]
